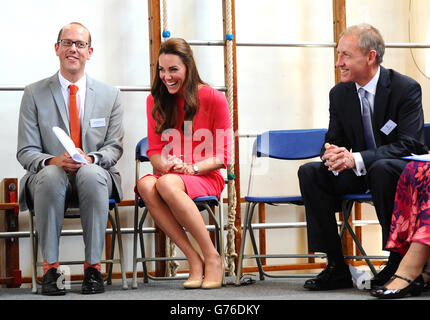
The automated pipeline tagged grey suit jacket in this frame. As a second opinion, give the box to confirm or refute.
[16,72,124,211]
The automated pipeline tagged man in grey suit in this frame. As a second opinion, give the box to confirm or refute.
[16,22,124,295]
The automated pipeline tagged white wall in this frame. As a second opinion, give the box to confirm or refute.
[1,0,430,281]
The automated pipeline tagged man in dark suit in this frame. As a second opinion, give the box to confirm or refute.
[17,22,124,295]
[298,24,427,291]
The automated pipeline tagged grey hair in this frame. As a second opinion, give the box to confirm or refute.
[341,23,385,64]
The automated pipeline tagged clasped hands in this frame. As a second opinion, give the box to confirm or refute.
[164,155,195,175]
[322,143,355,173]
[47,149,93,173]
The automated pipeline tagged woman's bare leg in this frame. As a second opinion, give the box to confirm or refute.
[155,174,222,283]
[385,242,430,290]
[136,176,204,281]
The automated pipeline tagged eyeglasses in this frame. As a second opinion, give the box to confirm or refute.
[58,39,90,49]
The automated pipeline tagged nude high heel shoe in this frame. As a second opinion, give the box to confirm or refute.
[201,259,224,289]
[201,279,222,289]
[183,279,203,289]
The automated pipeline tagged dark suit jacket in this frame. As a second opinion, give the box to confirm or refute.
[324,66,427,169]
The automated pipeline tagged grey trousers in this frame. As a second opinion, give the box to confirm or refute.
[26,164,113,265]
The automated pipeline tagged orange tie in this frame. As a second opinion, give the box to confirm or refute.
[68,85,81,148]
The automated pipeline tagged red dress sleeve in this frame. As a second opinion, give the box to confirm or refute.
[210,89,232,168]
[146,94,164,159]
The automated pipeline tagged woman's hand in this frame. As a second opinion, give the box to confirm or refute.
[167,155,196,174]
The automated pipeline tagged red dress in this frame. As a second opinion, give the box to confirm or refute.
[140,85,231,199]
[385,161,430,256]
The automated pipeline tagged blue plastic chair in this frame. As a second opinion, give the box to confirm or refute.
[131,137,224,288]
[235,129,328,285]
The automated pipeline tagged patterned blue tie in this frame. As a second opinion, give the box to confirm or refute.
[358,88,376,149]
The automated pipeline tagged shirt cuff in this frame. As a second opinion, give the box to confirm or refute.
[352,152,366,176]
[41,157,52,168]
[91,154,99,165]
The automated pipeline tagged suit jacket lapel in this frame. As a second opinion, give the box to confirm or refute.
[82,76,95,144]
[373,66,391,146]
[346,82,365,148]
[49,73,70,133]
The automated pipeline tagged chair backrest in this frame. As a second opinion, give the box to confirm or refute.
[136,137,149,162]
[256,129,327,160]
[424,123,430,149]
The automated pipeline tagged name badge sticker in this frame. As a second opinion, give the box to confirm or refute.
[380,120,397,135]
[90,118,106,128]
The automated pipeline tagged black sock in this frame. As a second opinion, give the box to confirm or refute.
[327,251,346,267]
[388,251,402,265]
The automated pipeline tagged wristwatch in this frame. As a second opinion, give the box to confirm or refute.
[192,164,199,175]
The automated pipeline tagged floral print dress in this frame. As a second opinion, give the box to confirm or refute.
[385,161,430,256]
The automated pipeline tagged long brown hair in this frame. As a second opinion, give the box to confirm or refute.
[151,38,205,133]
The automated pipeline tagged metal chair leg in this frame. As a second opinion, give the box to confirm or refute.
[113,204,128,289]
[246,202,265,280]
[235,202,252,285]
[132,202,139,289]
[29,213,38,294]
[341,200,378,275]
[139,208,150,283]
[106,213,116,285]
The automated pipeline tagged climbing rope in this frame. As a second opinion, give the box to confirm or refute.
[162,0,171,39]
[224,0,238,277]
[166,237,179,277]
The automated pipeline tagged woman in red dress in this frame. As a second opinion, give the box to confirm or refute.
[371,160,430,298]
[135,38,231,289]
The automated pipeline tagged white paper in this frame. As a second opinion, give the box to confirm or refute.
[52,126,88,164]
[402,153,430,162]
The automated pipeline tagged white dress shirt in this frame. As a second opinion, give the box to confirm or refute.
[58,72,87,124]
[42,72,99,166]
[352,66,380,176]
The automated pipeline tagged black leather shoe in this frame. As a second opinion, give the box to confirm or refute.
[422,270,430,292]
[370,258,400,289]
[304,263,353,291]
[81,267,105,294]
[41,267,66,296]
[370,274,423,299]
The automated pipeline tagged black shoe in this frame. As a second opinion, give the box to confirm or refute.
[370,274,424,299]
[304,262,353,291]
[422,270,430,292]
[81,267,105,294]
[41,267,66,296]
[370,258,400,289]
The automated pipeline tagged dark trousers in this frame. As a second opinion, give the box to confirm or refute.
[298,159,408,256]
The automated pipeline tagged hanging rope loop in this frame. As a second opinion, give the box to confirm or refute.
[162,0,171,39]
